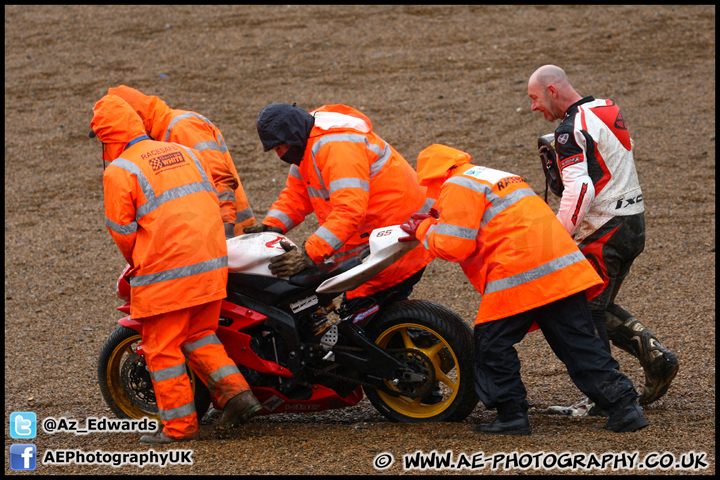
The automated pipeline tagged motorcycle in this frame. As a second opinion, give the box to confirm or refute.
[98,225,479,423]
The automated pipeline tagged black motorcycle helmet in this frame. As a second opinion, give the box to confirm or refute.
[538,133,564,201]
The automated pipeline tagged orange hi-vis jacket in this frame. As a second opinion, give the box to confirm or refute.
[108,85,256,236]
[263,104,433,298]
[96,96,229,319]
[414,145,602,324]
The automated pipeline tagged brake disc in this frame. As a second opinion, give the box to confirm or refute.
[119,353,157,412]
[389,348,436,399]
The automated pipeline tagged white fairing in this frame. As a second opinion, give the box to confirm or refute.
[227,232,297,277]
[226,225,419,293]
[316,225,418,294]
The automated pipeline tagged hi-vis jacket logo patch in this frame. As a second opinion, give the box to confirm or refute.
[557,133,569,144]
[148,151,186,172]
[463,165,487,179]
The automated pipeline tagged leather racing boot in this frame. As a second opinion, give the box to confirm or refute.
[475,405,531,436]
[139,431,200,444]
[603,398,649,433]
[219,390,262,427]
[605,304,679,405]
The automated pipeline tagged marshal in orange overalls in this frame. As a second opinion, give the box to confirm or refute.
[109,85,256,237]
[92,94,253,440]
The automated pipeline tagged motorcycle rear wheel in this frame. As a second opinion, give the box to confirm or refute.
[364,300,479,422]
[97,325,211,422]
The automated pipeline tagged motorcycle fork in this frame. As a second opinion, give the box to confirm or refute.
[331,319,422,389]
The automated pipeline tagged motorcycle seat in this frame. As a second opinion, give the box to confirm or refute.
[287,256,363,289]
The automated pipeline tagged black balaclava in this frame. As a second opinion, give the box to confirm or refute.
[256,103,315,165]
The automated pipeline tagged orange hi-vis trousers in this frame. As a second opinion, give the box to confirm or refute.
[141,299,250,439]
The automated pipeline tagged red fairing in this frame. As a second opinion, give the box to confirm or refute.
[118,315,142,333]
[250,385,364,415]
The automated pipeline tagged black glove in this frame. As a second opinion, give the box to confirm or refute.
[243,223,284,234]
[269,241,316,277]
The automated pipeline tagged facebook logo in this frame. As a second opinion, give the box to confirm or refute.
[10,444,37,470]
[10,412,37,439]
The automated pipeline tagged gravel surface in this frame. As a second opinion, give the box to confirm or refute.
[5,5,715,475]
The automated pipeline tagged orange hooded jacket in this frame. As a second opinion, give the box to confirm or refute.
[263,104,434,299]
[108,85,256,237]
[413,144,603,324]
[92,94,228,318]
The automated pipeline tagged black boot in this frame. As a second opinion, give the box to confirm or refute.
[605,304,679,405]
[603,398,649,433]
[475,405,530,436]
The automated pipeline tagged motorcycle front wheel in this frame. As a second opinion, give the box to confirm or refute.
[97,325,211,422]
[364,300,479,422]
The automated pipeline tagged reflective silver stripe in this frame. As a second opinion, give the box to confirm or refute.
[136,181,217,219]
[109,158,154,201]
[207,364,241,391]
[114,145,216,220]
[182,334,222,355]
[328,177,369,194]
[235,207,255,224]
[111,149,215,221]
[485,250,588,294]
[307,186,330,200]
[149,363,187,382]
[130,256,228,287]
[289,164,302,180]
[310,133,378,189]
[369,143,392,178]
[192,140,223,153]
[311,134,392,180]
[444,176,538,229]
[314,226,343,251]
[266,209,295,230]
[481,188,536,228]
[175,144,213,184]
[217,134,229,154]
[446,175,491,195]
[165,112,213,142]
[311,134,361,189]
[218,190,236,202]
[422,224,437,250]
[436,223,478,240]
[105,216,138,235]
[333,243,369,260]
[418,197,435,214]
[224,223,235,237]
[159,400,196,421]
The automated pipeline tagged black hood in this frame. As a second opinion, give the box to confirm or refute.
[256,103,315,152]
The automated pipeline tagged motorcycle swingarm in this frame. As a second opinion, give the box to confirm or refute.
[324,320,425,392]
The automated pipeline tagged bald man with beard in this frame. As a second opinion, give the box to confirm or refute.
[527,65,679,415]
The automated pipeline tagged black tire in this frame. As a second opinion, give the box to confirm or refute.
[97,325,211,421]
[363,300,479,422]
